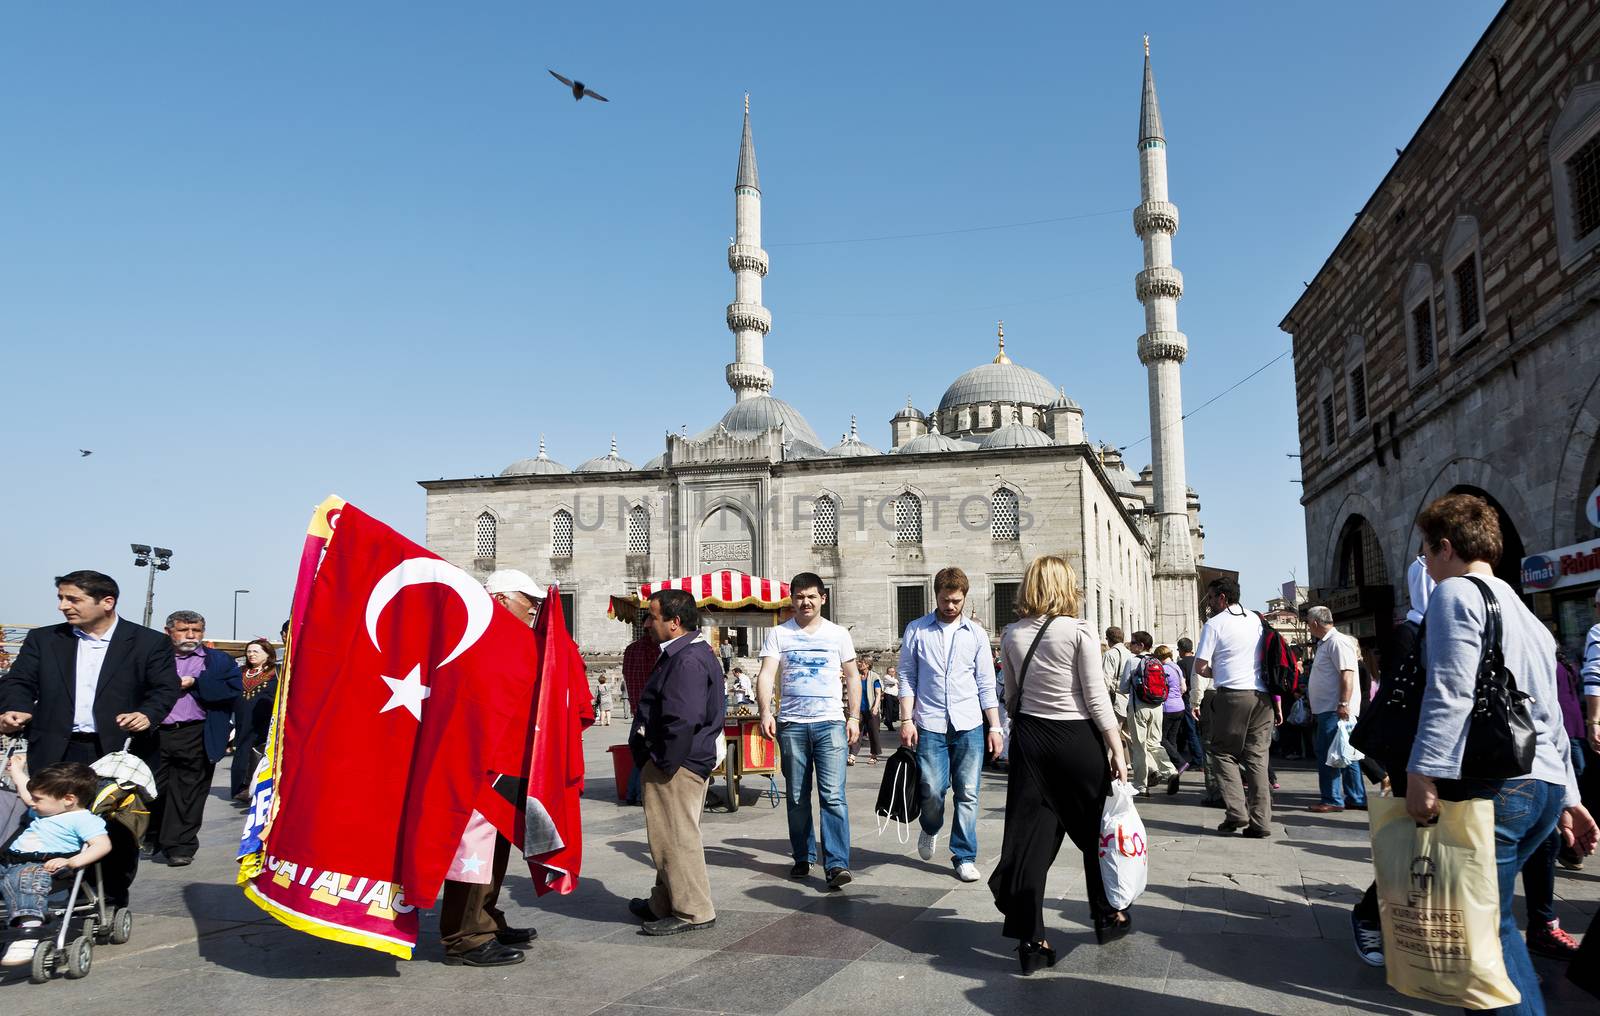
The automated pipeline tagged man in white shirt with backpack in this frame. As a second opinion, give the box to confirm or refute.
[1194,576,1275,838]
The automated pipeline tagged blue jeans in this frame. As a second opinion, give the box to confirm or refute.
[1453,777,1566,1016]
[1313,712,1366,807]
[778,721,850,871]
[0,861,53,923]
[916,725,984,865]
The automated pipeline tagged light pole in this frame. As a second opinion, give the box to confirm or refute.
[131,545,174,627]
[233,589,250,640]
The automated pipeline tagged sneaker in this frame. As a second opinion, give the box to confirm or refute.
[954,861,982,883]
[846,755,856,766]
[1,937,38,967]
[1527,919,1580,959]
[789,861,810,880]
[1351,913,1385,967]
[1558,845,1585,871]
[917,830,936,862]
[825,867,853,890]
[1166,772,1182,796]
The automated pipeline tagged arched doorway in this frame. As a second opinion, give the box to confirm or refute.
[1447,485,1525,589]
[1335,515,1391,589]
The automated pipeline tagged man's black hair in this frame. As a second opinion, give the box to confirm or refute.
[55,570,119,604]
[1206,576,1241,605]
[789,572,827,597]
[649,588,700,630]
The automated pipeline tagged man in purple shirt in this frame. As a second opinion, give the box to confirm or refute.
[142,610,241,866]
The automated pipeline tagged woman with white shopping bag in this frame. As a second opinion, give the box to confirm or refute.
[1394,494,1598,1014]
[988,556,1129,975]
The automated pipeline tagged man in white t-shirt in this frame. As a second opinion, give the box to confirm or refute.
[1305,606,1364,812]
[757,572,861,889]
[1194,576,1275,838]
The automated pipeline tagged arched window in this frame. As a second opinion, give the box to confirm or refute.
[627,505,650,556]
[474,511,497,559]
[1345,335,1369,429]
[1551,83,1600,266]
[1443,216,1484,347]
[991,488,1019,541]
[1404,263,1437,381]
[550,509,574,558]
[812,495,838,547]
[895,493,923,544]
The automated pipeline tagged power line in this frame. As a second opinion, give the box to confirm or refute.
[785,280,1125,319]
[1120,348,1293,452]
[768,206,1132,248]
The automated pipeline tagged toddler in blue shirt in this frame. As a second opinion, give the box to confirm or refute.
[1,759,111,967]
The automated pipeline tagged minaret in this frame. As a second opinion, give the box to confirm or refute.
[1133,38,1199,642]
[726,94,773,401]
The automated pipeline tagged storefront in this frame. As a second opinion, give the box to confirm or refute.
[1521,538,1600,654]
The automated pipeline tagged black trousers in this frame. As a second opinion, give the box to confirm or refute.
[1160,712,1190,769]
[62,739,138,906]
[989,714,1112,943]
[231,694,272,796]
[145,722,214,859]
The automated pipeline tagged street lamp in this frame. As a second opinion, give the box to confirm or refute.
[131,544,174,627]
[233,589,250,640]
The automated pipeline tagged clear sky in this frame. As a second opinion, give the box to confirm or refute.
[0,2,1500,638]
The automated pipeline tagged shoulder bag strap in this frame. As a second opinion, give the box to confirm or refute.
[1015,615,1059,702]
[1463,575,1510,692]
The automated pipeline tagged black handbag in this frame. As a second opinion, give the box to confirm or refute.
[1458,576,1537,780]
[1349,622,1425,766]
[875,746,921,824]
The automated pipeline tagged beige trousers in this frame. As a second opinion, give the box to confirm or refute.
[643,761,716,924]
[1126,703,1174,790]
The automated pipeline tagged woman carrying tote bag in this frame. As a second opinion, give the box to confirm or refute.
[988,555,1129,974]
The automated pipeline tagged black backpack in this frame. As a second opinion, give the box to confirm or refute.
[875,746,921,824]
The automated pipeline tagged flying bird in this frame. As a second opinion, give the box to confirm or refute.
[79,449,93,457]
[548,70,608,103]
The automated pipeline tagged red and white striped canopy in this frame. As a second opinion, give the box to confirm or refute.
[635,571,791,610]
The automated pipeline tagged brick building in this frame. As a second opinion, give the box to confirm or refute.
[1281,0,1600,655]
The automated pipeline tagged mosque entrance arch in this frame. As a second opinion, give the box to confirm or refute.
[1446,485,1525,589]
[698,505,755,575]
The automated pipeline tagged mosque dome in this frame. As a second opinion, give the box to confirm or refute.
[937,325,1058,413]
[575,435,634,473]
[705,394,824,449]
[502,435,570,476]
[977,422,1054,450]
[828,416,880,457]
[897,417,977,455]
[891,398,926,422]
[1045,387,1080,412]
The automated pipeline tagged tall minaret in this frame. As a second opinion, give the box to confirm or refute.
[1133,38,1199,642]
[726,94,773,401]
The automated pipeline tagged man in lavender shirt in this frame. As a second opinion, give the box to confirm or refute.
[142,610,240,866]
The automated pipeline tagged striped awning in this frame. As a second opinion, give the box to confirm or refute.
[634,571,791,610]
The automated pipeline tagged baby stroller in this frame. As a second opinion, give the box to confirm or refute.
[1,742,154,984]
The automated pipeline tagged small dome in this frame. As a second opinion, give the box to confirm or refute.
[977,422,1053,450]
[1045,387,1080,411]
[576,435,634,473]
[502,435,570,476]
[892,396,926,422]
[642,452,665,470]
[704,394,824,448]
[1108,468,1137,498]
[828,416,880,457]
[897,417,976,455]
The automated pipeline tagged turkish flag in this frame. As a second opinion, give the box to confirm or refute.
[265,504,540,908]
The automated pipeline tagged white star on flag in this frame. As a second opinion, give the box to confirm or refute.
[380,665,431,721]
[458,853,485,876]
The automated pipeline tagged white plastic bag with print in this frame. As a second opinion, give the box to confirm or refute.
[1098,780,1149,911]
[1326,719,1365,769]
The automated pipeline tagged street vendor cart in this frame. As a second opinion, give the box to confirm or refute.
[609,570,790,811]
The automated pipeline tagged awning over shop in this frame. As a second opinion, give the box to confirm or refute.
[607,570,791,622]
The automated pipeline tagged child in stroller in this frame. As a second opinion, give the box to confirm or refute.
[1,759,111,968]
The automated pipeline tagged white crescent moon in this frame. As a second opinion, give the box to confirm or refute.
[365,558,493,668]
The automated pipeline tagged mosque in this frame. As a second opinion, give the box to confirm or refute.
[421,47,1204,654]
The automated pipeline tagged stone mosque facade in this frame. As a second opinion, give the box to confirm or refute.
[422,53,1204,655]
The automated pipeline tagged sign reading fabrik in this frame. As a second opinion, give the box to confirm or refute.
[1521,537,1600,592]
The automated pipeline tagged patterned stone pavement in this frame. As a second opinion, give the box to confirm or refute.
[5,729,1598,1015]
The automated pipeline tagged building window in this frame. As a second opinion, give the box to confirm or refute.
[991,488,1019,541]
[993,582,1019,628]
[558,592,576,640]
[550,509,573,558]
[1348,364,1367,423]
[1403,263,1437,382]
[1320,394,1336,446]
[1551,84,1600,267]
[1443,216,1484,347]
[1573,132,1600,242]
[896,584,927,633]
[895,493,922,544]
[627,505,650,556]
[1451,253,1481,336]
[812,495,838,547]
[1411,301,1435,369]
[474,511,497,560]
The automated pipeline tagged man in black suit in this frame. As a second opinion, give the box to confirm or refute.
[0,570,182,904]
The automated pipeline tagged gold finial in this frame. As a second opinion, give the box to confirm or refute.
[1144,34,1150,58]
[993,320,1011,364]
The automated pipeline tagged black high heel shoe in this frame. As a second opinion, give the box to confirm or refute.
[1094,911,1133,944]
[1017,940,1058,974]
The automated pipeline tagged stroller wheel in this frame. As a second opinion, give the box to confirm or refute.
[64,936,92,979]
[109,907,133,945]
[28,941,56,984]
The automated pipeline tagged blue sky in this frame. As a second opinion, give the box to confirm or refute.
[0,2,1499,637]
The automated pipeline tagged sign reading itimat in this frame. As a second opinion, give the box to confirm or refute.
[1521,536,1600,593]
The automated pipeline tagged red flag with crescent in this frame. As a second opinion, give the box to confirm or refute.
[266,503,540,908]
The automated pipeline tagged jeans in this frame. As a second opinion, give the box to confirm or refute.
[0,861,53,923]
[916,725,984,865]
[1182,710,1206,767]
[778,721,851,871]
[1312,712,1366,808]
[1520,829,1560,927]
[1455,778,1566,1016]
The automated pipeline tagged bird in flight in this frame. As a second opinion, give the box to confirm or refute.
[79,449,93,457]
[548,70,608,103]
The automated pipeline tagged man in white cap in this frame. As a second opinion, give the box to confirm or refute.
[439,569,546,967]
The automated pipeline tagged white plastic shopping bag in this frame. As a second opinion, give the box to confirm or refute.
[1326,719,1365,769]
[1098,780,1149,910]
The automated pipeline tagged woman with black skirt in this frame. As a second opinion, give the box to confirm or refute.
[988,555,1130,973]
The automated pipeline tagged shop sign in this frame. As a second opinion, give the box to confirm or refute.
[1588,485,1600,530]
[1521,537,1600,593]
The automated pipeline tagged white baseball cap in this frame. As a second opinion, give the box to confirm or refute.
[485,569,546,600]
